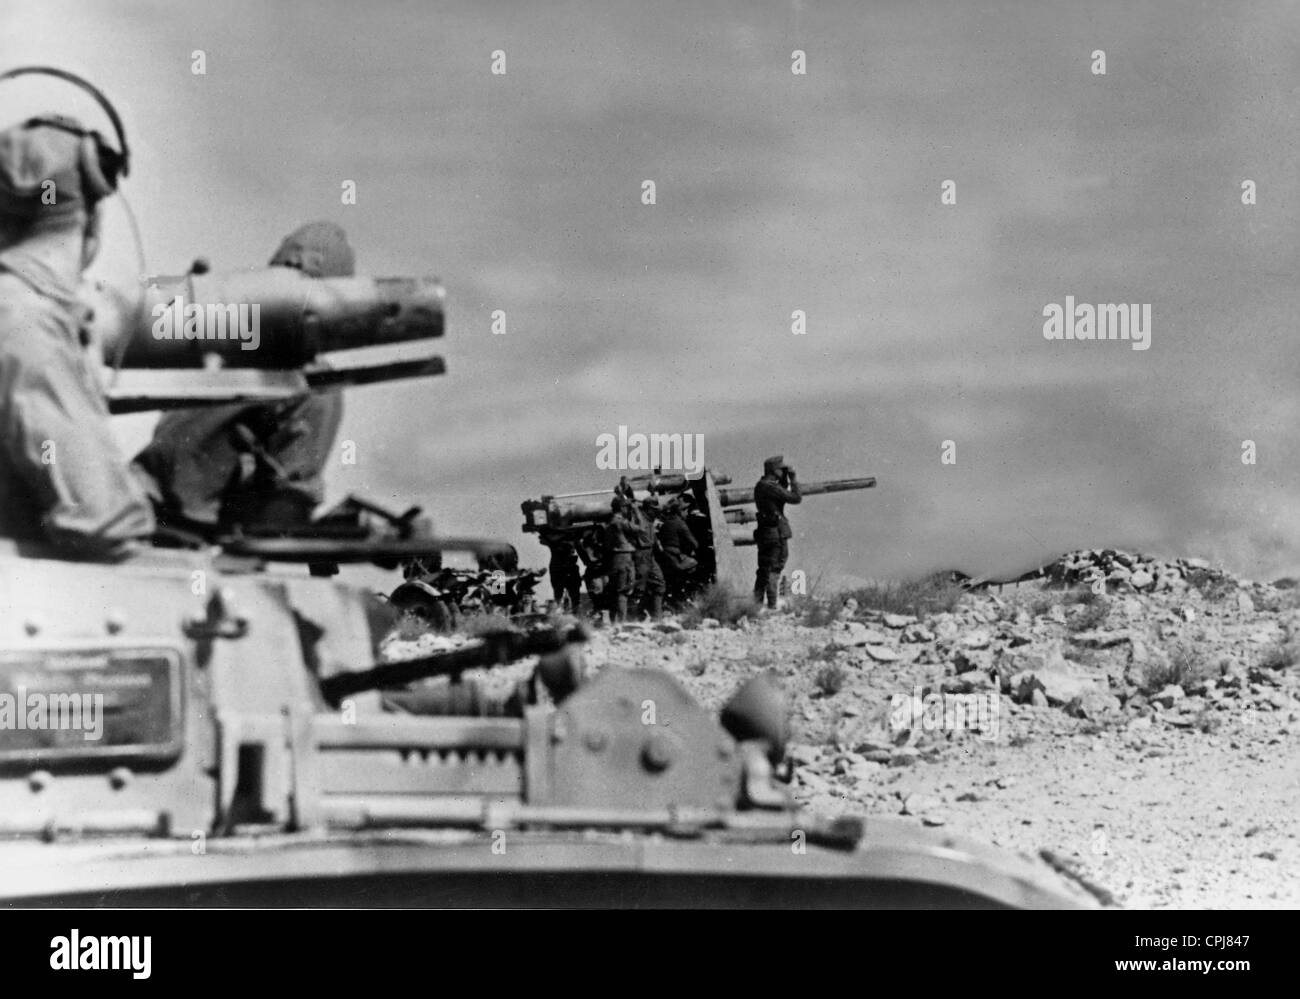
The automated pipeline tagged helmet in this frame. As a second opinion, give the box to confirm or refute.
[269,221,355,278]
[0,67,131,207]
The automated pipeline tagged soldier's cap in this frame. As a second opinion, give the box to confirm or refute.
[0,116,110,224]
[269,220,355,278]
[763,455,787,475]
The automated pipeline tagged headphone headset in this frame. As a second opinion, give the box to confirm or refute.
[0,66,148,377]
[0,65,131,200]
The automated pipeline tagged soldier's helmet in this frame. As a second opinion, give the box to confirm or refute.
[269,221,355,278]
[0,117,112,234]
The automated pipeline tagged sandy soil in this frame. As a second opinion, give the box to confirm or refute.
[568,563,1300,909]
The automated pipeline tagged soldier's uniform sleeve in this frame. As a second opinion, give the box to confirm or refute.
[258,388,344,504]
[135,402,249,525]
[0,295,155,558]
[755,478,802,507]
[680,519,699,553]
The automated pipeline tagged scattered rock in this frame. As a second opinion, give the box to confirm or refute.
[1066,689,1123,718]
[788,743,820,767]
[1070,629,1131,649]
[883,613,917,628]
[1011,667,1100,706]
[831,622,890,648]
[1151,684,1186,709]
[942,671,995,694]
[901,793,942,816]
[952,648,995,674]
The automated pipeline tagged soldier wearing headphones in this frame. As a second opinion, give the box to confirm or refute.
[0,68,155,558]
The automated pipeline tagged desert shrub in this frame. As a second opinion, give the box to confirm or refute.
[1068,598,1110,632]
[1024,590,1060,617]
[390,610,433,642]
[802,601,838,628]
[1141,641,1213,693]
[681,581,753,628]
[1258,642,1298,671]
[1254,588,1300,614]
[806,643,841,663]
[814,662,848,697]
[1184,568,1235,602]
[455,610,517,638]
[840,572,965,619]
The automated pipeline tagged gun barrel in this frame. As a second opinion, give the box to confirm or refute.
[320,626,585,705]
[523,486,683,531]
[717,476,876,508]
[112,270,445,369]
[729,524,756,547]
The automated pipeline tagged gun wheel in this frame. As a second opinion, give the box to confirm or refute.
[390,590,458,632]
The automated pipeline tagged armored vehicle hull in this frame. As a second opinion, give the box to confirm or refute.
[0,551,1094,909]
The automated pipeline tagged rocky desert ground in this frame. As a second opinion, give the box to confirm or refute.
[386,549,1300,909]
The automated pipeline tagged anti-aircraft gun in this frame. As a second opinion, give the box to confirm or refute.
[520,468,877,597]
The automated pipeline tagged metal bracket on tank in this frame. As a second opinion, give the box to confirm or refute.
[183,588,249,640]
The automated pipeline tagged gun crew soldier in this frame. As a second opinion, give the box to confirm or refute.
[752,455,801,609]
[604,495,638,622]
[132,221,354,539]
[656,497,700,604]
[631,495,666,619]
[539,527,582,612]
[0,95,156,558]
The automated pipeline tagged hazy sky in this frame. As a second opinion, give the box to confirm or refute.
[4,0,1300,584]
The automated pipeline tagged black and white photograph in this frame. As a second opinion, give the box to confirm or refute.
[0,0,1294,951]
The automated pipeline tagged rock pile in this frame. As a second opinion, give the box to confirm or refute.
[1044,550,1238,595]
